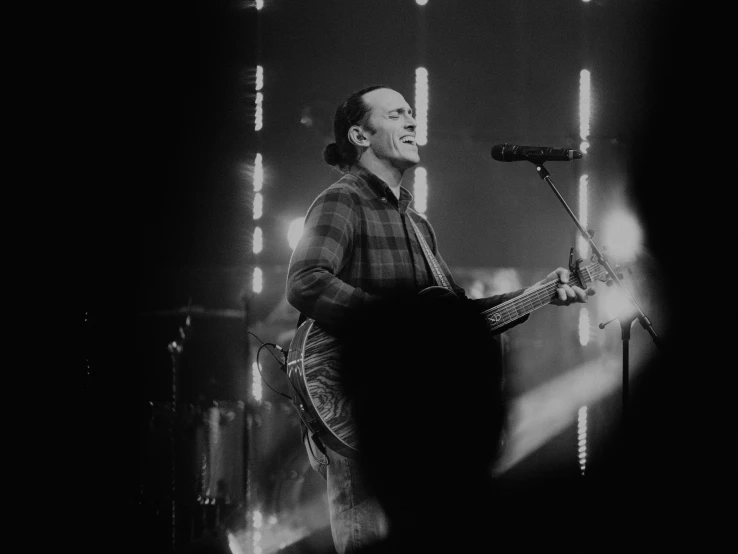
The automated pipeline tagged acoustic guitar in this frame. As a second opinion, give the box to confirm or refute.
[286,258,608,458]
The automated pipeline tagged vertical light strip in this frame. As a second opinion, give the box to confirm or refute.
[578,174,589,259]
[578,306,590,346]
[252,266,263,294]
[251,361,263,402]
[579,69,591,153]
[253,152,264,255]
[252,227,263,254]
[415,67,428,146]
[577,406,588,475]
[578,69,592,339]
[253,153,263,192]
[255,92,263,131]
[413,167,428,215]
[255,65,264,92]
[252,509,263,554]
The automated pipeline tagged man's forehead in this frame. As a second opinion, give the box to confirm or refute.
[363,88,409,113]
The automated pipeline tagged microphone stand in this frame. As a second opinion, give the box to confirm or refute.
[532,162,661,447]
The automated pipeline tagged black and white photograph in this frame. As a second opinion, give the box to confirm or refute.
[82,1,728,552]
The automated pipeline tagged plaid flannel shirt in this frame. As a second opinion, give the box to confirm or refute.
[286,164,528,329]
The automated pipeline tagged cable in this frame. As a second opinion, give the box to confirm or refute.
[247,331,285,365]
[248,331,292,400]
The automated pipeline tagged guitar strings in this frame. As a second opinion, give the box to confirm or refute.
[481,265,608,325]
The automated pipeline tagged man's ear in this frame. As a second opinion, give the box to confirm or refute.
[348,126,369,147]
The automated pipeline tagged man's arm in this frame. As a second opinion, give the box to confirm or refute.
[286,186,378,328]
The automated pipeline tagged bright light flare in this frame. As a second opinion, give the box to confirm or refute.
[228,532,245,554]
[413,167,428,214]
[416,0,428,5]
[255,0,264,10]
[602,209,642,261]
[287,217,305,250]
[600,285,636,322]
[415,67,428,146]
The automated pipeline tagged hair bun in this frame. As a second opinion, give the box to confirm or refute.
[323,143,342,166]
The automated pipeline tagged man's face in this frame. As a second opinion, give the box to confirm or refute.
[361,88,419,170]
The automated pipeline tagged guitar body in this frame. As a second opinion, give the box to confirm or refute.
[286,287,457,458]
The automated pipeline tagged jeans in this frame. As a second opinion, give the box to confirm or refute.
[304,434,389,553]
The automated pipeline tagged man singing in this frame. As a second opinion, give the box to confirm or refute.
[286,85,592,553]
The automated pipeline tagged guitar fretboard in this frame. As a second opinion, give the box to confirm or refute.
[482,263,605,331]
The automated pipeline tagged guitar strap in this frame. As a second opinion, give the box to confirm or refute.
[407,214,454,292]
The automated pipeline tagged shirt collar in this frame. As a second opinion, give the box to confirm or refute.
[349,163,414,210]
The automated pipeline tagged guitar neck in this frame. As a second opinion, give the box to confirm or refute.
[482,265,596,332]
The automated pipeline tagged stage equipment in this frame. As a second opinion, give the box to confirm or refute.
[493,153,662,444]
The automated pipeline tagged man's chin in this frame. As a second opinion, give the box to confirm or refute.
[401,156,420,169]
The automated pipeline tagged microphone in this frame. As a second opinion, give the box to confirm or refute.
[491,143,582,162]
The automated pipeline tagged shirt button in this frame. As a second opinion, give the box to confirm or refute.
[382,197,388,203]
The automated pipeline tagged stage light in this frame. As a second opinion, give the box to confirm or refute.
[578,174,589,259]
[287,217,305,250]
[252,267,263,294]
[599,285,636,323]
[416,0,428,5]
[255,92,263,131]
[579,307,590,346]
[253,193,263,220]
[253,226,263,254]
[252,510,263,554]
[251,361,263,401]
[415,67,428,146]
[413,167,427,214]
[602,209,642,261]
[577,406,588,475]
[255,65,263,91]
[253,153,263,192]
[228,532,245,554]
[579,70,591,143]
[256,0,263,10]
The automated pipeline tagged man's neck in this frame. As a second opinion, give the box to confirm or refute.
[357,155,405,199]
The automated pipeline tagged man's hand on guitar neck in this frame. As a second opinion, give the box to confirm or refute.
[529,267,595,307]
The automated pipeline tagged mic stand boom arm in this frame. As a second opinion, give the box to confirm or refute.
[534,162,661,348]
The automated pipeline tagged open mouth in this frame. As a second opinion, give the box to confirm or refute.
[400,136,416,146]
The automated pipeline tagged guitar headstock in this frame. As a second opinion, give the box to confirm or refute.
[574,253,631,288]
